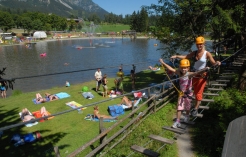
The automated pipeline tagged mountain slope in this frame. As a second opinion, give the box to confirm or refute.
[0,0,108,18]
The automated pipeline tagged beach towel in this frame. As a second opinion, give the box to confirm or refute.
[82,92,94,99]
[66,101,87,111]
[19,111,38,127]
[55,92,70,99]
[32,110,54,121]
[84,114,117,122]
[32,92,70,104]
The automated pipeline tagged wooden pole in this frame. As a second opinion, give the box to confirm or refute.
[99,118,107,144]
[54,146,61,157]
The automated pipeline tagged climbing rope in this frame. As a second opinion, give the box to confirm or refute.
[161,64,184,97]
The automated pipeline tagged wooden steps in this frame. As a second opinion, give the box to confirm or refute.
[193,113,203,118]
[221,73,235,75]
[148,134,174,144]
[162,126,186,134]
[207,88,223,91]
[192,98,214,102]
[199,106,209,110]
[173,118,195,125]
[131,145,160,157]
[203,93,219,96]
[215,80,230,82]
[219,75,234,78]
[210,84,227,86]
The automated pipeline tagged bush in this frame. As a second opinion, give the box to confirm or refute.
[192,88,246,157]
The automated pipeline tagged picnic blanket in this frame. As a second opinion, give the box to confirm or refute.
[82,92,94,99]
[84,114,117,122]
[19,112,39,127]
[66,101,87,111]
[32,92,70,104]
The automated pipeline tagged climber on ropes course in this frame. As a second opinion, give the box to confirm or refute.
[159,58,210,128]
[170,36,221,117]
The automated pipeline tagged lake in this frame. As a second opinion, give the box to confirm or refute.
[0,37,213,96]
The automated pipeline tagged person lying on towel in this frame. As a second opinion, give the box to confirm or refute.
[117,96,139,109]
[93,106,118,120]
[45,93,59,101]
[149,66,160,71]
[21,108,35,122]
[35,93,47,103]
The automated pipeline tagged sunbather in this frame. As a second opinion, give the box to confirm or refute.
[45,93,59,101]
[40,106,49,117]
[93,106,117,119]
[36,93,46,103]
[118,96,139,108]
[21,108,35,122]
[149,66,160,71]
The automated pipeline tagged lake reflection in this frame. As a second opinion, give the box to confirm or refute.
[0,38,213,95]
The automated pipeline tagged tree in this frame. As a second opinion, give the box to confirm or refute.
[88,13,101,24]
[130,11,138,31]
[0,11,15,32]
[21,17,33,33]
[145,0,246,57]
[139,8,149,32]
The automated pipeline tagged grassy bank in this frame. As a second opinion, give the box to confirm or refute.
[0,68,178,156]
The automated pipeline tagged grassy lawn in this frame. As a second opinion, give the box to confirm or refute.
[0,68,178,156]
[99,24,130,32]
[10,24,130,34]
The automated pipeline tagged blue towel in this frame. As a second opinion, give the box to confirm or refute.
[55,92,70,99]
[32,98,50,104]
[84,114,117,122]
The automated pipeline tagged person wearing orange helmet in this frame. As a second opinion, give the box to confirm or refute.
[159,58,208,128]
[171,36,221,117]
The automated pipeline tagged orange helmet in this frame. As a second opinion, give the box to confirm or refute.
[180,59,190,67]
[196,36,205,44]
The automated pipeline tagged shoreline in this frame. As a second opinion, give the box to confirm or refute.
[0,36,151,47]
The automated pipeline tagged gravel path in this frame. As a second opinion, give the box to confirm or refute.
[176,127,195,157]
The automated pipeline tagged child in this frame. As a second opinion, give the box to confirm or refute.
[102,74,108,97]
[65,81,70,87]
[159,58,209,128]
[0,81,7,98]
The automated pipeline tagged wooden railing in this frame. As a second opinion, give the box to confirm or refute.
[63,81,176,157]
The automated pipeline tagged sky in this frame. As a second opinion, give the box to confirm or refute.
[92,0,158,17]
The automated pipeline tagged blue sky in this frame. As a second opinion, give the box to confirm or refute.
[93,0,158,17]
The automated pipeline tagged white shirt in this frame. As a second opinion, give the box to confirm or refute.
[194,51,207,71]
[95,71,102,80]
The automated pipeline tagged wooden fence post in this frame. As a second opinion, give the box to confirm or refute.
[153,95,156,113]
[54,146,60,157]
[99,118,107,144]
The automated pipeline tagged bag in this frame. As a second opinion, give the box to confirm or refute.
[134,92,142,98]
[108,105,124,117]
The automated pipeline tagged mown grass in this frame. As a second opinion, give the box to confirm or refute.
[10,24,130,34]
[0,68,178,156]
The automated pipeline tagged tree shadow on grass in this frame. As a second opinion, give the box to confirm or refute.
[1,128,69,157]
[0,107,69,156]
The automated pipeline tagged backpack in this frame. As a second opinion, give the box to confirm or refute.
[108,105,124,117]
